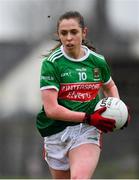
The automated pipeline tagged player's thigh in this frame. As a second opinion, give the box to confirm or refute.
[49,167,70,179]
[69,143,101,179]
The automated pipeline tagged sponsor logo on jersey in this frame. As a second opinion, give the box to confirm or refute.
[76,68,87,72]
[61,72,71,77]
[41,75,54,81]
[58,82,102,102]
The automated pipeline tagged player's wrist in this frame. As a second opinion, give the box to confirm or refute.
[83,113,91,124]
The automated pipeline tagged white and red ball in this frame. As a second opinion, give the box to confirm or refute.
[94,97,128,130]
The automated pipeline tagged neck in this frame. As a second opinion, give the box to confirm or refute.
[64,46,85,59]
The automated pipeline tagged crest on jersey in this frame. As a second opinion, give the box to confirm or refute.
[93,68,100,80]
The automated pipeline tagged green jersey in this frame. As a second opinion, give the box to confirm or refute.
[36,45,111,137]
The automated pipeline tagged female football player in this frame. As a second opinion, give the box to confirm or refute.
[36,11,120,179]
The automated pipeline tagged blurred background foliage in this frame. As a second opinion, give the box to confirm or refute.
[0,0,139,178]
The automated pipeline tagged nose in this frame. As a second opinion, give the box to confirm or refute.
[67,32,72,41]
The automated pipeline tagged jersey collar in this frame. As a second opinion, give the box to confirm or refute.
[61,45,90,62]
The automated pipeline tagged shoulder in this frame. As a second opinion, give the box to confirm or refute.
[88,49,109,66]
[89,50,105,61]
[43,47,63,64]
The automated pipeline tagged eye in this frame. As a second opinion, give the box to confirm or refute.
[60,30,68,36]
[70,29,78,35]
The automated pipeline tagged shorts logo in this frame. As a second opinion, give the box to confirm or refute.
[87,137,98,141]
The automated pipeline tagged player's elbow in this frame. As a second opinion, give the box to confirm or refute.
[44,106,58,119]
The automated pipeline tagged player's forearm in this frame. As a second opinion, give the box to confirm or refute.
[102,79,120,98]
[44,104,85,122]
[103,84,120,98]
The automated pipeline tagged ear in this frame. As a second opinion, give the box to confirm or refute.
[82,27,88,40]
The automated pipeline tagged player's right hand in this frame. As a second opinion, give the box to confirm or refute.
[83,107,116,133]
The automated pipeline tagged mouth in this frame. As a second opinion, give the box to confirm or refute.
[66,44,74,48]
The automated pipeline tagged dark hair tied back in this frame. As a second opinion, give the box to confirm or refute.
[44,11,96,56]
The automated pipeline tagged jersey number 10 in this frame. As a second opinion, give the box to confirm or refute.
[78,72,87,81]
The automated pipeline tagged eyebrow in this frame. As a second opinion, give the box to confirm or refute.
[60,28,79,32]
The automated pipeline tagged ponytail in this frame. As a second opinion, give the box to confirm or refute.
[82,39,96,52]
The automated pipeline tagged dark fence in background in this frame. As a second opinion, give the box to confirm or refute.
[0,60,139,179]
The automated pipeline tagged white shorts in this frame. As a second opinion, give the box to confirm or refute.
[43,123,102,170]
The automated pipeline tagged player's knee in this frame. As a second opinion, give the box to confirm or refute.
[71,174,91,179]
[71,170,92,179]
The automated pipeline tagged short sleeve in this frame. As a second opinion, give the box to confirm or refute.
[101,58,111,84]
[40,58,60,91]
